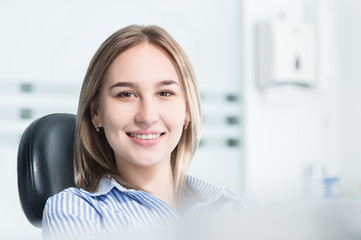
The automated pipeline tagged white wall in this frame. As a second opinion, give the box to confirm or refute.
[335,0,361,198]
[242,0,342,202]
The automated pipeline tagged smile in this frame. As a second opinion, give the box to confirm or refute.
[128,133,162,140]
[126,132,165,147]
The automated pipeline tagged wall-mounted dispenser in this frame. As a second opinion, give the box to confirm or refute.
[256,20,316,88]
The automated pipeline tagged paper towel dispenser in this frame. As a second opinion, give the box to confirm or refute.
[256,20,316,88]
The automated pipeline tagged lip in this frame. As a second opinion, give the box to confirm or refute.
[127,129,164,135]
[126,130,165,147]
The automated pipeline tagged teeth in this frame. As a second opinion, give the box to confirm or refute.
[130,133,161,140]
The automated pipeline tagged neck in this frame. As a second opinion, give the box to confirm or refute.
[117,161,176,209]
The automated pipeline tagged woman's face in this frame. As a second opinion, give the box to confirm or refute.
[92,43,189,171]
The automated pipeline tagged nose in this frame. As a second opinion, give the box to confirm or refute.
[134,98,159,128]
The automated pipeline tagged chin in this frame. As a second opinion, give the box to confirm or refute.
[132,156,169,168]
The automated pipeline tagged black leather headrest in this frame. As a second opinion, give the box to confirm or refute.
[17,113,76,228]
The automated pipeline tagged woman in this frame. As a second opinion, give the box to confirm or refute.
[42,25,257,239]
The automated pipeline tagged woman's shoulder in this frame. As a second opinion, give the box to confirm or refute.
[43,187,95,217]
[50,186,83,197]
[220,187,260,209]
[185,175,259,210]
[45,186,90,205]
[42,186,105,239]
[48,176,123,197]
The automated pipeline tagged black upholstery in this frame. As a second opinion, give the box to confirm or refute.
[17,113,76,228]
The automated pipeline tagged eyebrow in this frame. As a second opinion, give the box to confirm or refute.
[157,80,179,87]
[109,82,136,90]
[109,80,179,90]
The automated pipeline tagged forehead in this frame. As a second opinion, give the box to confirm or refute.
[104,43,181,87]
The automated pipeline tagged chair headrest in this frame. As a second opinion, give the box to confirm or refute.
[17,113,76,227]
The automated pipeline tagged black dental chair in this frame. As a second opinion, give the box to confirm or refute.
[17,113,76,227]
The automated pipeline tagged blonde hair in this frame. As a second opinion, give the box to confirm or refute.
[74,25,201,193]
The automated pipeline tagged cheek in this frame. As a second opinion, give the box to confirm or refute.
[99,106,131,154]
[162,102,187,128]
[99,101,132,131]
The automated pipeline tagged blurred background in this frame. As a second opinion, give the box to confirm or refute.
[1,0,360,238]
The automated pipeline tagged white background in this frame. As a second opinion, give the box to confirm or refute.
[1,0,361,239]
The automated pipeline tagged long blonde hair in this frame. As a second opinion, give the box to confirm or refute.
[74,25,201,194]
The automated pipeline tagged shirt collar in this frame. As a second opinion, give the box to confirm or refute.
[80,175,224,202]
[183,175,224,202]
[80,177,132,196]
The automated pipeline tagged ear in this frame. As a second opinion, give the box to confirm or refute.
[185,107,190,124]
[90,100,103,127]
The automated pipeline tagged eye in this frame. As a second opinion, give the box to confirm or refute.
[117,91,135,98]
[158,91,173,97]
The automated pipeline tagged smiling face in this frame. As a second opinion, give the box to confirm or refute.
[91,43,189,175]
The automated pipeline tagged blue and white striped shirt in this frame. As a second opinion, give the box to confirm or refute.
[42,176,257,239]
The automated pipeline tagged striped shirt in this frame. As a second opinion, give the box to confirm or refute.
[42,175,257,239]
